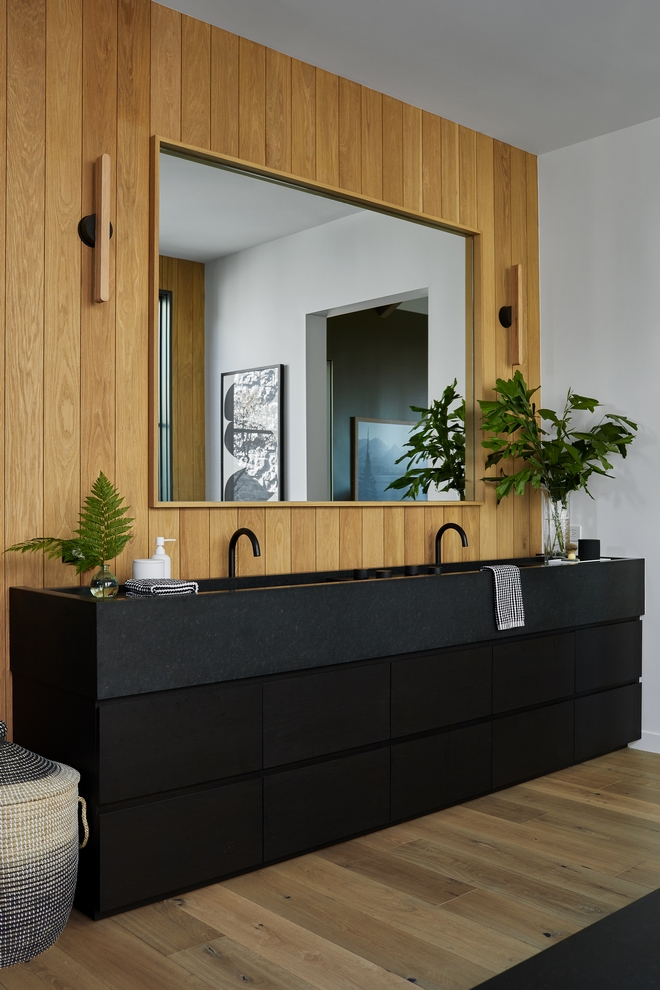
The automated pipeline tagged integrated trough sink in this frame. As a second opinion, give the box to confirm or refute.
[195,555,542,593]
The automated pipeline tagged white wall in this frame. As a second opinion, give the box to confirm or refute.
[205,209,466,501]
[539,116,660,753]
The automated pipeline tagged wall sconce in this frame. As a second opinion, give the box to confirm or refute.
[78,154,113,303]
[498,263,523,366]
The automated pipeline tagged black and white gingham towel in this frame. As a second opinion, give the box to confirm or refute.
[125,578,199,597]
[481,564,525,630]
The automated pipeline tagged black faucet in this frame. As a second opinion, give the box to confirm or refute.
[435,523,469,571]
[228,528,261,578]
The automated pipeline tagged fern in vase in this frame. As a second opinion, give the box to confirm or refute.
[5,472,134,597]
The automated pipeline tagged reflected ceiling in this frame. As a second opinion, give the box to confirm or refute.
[160,153,360,263]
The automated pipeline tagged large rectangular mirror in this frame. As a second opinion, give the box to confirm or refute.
[152,142,475,504]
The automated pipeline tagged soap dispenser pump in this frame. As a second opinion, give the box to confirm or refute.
[151,537,175,578]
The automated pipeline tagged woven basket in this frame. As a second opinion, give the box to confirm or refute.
[0,720,84,967]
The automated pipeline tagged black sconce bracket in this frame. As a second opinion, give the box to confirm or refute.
[78,214,113,248]
[498,305,512,328]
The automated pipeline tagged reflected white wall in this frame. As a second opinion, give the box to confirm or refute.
[206,209,466,501]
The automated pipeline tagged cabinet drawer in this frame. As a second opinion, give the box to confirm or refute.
[576,621,642,694]
[493,633,574,714]
[391,722,491,821]
[391,647,491,738]
[99,681,262,803]
[575,683,642,763]
[98,778,262,912]
[493,701,574,789]
[264,749,389,860]
[263,663,389,768]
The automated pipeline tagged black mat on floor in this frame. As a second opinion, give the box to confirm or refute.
[477,887,660,989]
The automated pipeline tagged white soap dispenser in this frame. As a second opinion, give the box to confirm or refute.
[151,536,175,578]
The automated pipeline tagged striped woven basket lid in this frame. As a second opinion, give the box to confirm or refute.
[0,720,59,787]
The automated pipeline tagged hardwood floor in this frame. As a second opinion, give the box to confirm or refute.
[3,748,660,990]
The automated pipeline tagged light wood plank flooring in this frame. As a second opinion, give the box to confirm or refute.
[3,749,660,990]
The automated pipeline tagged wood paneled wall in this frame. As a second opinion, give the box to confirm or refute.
[159,255,205,501]
[0,0,541,726]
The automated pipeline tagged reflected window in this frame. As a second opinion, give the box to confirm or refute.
[158,289,173,502]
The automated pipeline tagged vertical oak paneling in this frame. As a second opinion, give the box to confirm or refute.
[315,508,340,571]
[181,13,210,149]
[338,77,361,193]
[210,27,238,156]
[116,0,150,581]
[291,59,315,180]
[362,508,384,569]
[291,507,316,573]
[315,68,339,186]
[180,508,210,579]
[458,125,477,229]
[6,0,46,606]
[265,507,291,575]
[265,48,291,172]
[0,0,543,723]
[81,0,117,526]
[4,0,35,728]
[402,103,422,212]
[383,506,405,567]
[382,95,403,206]
[339,508,362,570]
[150,1,180,140]
[441,118,460,223]
[404,509,425,565]
[44,0,82,589]
[421,110,441,217]
[361,87,382,200]
[238,37,265,165]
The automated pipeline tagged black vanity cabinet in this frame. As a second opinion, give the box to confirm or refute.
[10,557,644,918]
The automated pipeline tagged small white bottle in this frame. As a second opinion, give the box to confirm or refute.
[151,537,175,578]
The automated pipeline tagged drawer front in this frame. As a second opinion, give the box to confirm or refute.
[391,647,492,738]
[575,683,642,763]
[99,681,262,803]
[575,621,642,694]
[264,748,390,860]
[263,663,389,768]
[99,778,262,912]
[493,633,575,714]
[493,701,574,789]
[391,722,492,821]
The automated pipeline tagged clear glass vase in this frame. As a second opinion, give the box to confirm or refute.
[542,490,570,559]
[90,563,119,599]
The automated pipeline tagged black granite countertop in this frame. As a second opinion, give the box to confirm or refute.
[10,557,645,700]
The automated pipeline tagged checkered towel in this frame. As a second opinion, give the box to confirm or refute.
[481,564,525,630]
[125,578,199,597]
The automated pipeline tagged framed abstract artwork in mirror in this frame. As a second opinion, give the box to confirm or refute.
[221,365,283,502]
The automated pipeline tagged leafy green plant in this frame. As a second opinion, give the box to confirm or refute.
[5,472,134,574]
[387,379,466,500]
[479,370,637,503]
